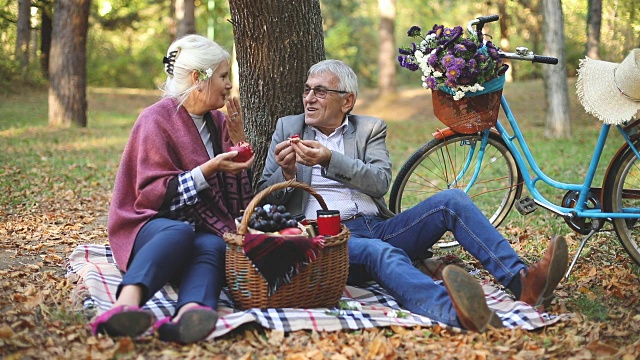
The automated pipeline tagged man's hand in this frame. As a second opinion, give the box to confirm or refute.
[291,140,332,168]
[274,140,297,180]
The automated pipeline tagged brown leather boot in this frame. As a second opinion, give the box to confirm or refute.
[519,235,568,309]
[442,265,504,332]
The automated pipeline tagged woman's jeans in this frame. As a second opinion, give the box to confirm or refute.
[119,218,226,313]
[344,188,526,327]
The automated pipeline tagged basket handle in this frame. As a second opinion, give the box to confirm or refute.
[237,180,328,235]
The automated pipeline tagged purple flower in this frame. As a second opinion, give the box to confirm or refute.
[425,76,437,89]
[462,40,478,53]
[441,54,455,67]
[428,52,439,68]
[398,55,420,71]
[486,42,500,59]
[398,46,412,55]
[407,26,422,37]
[446,66,461,80]
[468,59,477,70]
[453,57,466,68]
[428,24,444,38]
[454,44,467,54]
[445,78,457,88]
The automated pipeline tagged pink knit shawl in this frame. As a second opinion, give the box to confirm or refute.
[107,98,253,270]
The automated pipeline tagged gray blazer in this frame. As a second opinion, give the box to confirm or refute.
[257,113,395,219]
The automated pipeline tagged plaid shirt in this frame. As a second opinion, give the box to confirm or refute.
[167,171,200,227]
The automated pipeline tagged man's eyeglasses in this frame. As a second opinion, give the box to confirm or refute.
[303,86,348,99]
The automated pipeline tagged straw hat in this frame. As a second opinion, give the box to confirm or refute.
[576,48,640,125]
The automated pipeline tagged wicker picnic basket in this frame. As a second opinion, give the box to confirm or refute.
[223,180,350,310]
[432,88,503,134]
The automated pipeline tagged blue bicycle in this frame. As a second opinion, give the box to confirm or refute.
[390,15,640,276]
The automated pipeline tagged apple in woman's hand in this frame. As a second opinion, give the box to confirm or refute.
[230,141,254,162]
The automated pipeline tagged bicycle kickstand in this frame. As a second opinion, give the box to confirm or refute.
[565,221,602,279]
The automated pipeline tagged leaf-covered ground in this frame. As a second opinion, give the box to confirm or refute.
[1,85,640,359]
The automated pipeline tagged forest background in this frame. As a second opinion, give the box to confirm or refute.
[1,0,638,92]
[2,0,640,358]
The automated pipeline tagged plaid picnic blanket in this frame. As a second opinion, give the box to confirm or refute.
[66,244,564,339]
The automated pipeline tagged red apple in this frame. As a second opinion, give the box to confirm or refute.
[279,227,303,235]
[230,141,254,162]
[288,134,301,144]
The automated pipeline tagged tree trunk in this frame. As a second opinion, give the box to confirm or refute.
[497,0,512,81]
[175,0,196,39]
[542,0,571,138]
[229,0,325,187]
[48,0,91,127]
[378,0,396,96]
[40,6,53,77]
[586,0,602,59]
[16,0,31,67]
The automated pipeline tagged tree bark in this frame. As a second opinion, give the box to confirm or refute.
[39,5,53,77]
[48,0,91,127]
[378,0,396,96]
[16,0,31,67]
[175,0,196,39]
[586,0,602,59]
[542,0,571,138]
[229,0,325,186]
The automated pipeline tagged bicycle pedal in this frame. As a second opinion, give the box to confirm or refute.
[515,197,537,215]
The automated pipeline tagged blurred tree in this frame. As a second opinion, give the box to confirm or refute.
[175,0,195,39]
[16,0,30,67]
[586,0,601,59]
[35,0,54,77]
[48,0,90,127]
[229,0,325,186]
[378,0,396,96]
[542,0,570,138]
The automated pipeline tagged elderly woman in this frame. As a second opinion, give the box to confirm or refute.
[90,35,254,344]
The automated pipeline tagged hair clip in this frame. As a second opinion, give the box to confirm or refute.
[163,50,178,76]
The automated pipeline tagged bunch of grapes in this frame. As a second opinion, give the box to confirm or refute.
[246,204,298,232]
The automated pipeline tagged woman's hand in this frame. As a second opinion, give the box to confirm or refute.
[225,97,245,144]
[200,151,254,176]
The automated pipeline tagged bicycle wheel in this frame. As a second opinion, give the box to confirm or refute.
[390,131,522,228]
[603,140,640,266]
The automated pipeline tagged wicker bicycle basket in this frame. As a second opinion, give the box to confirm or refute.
[432,88,503,134]
[223,180,350,310]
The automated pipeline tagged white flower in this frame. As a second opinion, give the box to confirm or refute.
[386,309,398,318]
[433,71,443,78]
[198,68,213,81]
[453,91,466,100]
[344,301,362,311]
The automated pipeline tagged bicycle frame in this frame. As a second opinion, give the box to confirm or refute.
[464,95,640,220]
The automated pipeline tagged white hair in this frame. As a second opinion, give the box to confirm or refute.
[308,59,359,100]
[159,34,231,108]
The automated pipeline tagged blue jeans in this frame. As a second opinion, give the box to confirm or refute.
[119,218,226,313]
[344,189,526,327]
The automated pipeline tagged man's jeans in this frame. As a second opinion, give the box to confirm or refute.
[344,188,527,327]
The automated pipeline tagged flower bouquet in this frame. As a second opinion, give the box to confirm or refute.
[398,23,509,133]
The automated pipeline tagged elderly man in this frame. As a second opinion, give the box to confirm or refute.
[257,59,568,332]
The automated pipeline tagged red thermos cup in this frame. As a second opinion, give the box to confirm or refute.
[316,210,341,236]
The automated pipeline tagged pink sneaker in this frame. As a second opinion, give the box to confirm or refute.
[154,306,218,344]
[90,305,153,338]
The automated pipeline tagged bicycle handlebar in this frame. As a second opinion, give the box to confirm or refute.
[467,15,559,65]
